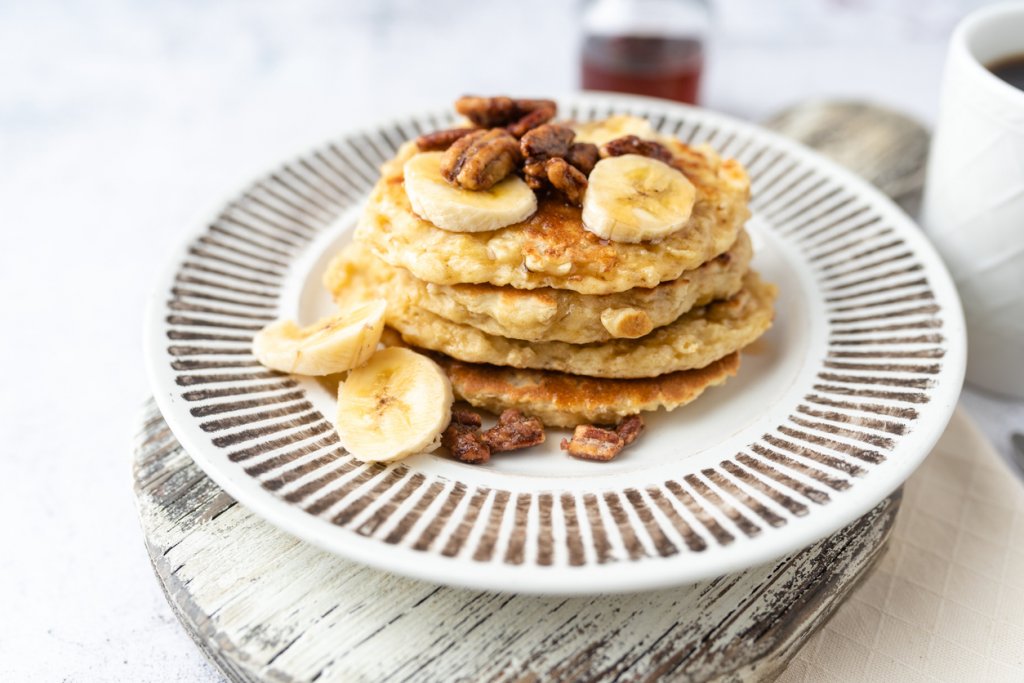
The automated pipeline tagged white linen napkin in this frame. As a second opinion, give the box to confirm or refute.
[780,408,1024,682]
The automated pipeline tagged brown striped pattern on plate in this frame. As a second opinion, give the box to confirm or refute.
[158,102,949,569]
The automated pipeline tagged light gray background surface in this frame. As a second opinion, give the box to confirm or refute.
[2,1,1020,680]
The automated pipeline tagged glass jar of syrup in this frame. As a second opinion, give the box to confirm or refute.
[581,0,710,104]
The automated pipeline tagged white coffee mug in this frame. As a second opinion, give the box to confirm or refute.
[922,2,1024,399]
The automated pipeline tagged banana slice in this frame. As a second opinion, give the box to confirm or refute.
[252,300,386,376]
[336,347,453,462]
[572,115,660,147]
[581,154,697,243]
[403,152,537,233]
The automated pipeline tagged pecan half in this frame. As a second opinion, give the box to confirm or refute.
[442,421,490,464]
[455,96,519,127]
[520,124,575,161]
[441,129,522,190]
[602,135,675,165]
[416,127,476,151]
[482,409,545,452]
[507,104,557,138]
[560,425,624,462]
[615,414,645,446]
[565,142,600,176]
[455,96,556,129]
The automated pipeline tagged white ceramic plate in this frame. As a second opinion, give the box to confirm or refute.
[145,94,965,595]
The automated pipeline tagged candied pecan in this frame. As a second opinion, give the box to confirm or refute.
[455,96,519,127]
[560,425,624,462]
[514,98,558,113]
[520,124,575,160]
[602,135,675,165]
[565,142,600,175]
[522,157,548,190]
[522,157,588,206]
[441,129,522,190]
[544,158,588,207]
[442,423,490,464]
[451,407,483,429]
[482,409,545,452]
[455,96,556,128]
[506,103,557,138]
[416,127,476,151]
[615,414,645,446]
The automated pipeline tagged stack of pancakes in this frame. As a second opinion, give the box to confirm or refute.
[324,119,777,427]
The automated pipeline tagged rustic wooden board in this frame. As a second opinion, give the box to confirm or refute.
[133,398,899,683]
[764,100,929,214]
[134,101,930,682]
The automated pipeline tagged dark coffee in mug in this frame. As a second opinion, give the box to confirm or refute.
[987,53,1024,90]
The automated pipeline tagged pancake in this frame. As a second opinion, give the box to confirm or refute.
[324,231,752,343]
[354,139,750,295]
[337,257,777,378]
[437,352,741,428]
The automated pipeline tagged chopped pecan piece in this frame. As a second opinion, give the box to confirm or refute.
[602,135,675,165]
[482,409,545,452]
[416,127,476,151]
[441,129,522,190]
[615,414,645,446]
[522,157,548,191]
[520,124,575,160]
[451,407,483,429]
[560,425,624,462]
[455,96,556,128]
[544,158,588,207]
[525,157,588,206]
[565,142,600,175]
[441,422,490,464]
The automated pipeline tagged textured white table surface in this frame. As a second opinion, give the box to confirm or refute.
[2,1,1021,681]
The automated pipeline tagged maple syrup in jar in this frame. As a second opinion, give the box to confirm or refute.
[581,0,709,104]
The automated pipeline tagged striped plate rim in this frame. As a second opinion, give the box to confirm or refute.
[144,93,965,594]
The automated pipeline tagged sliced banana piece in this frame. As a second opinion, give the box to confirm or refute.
[571,114,660,147]
[336,347,453,463]
[252,299,386,376]
[581,154,697,243]
[403,151,537,233]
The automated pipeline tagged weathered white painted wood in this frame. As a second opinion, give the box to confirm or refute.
[764,100,929,213]
[134,399,899,683]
